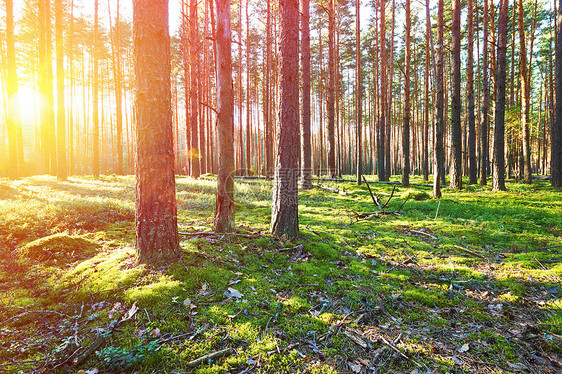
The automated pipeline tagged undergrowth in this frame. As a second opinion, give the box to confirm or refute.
[0,175,560,373]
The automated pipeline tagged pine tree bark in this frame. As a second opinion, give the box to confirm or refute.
[422,0,430,182]
[327,0,337,178]
[467,0,477,184]
[378,0,387,181]
[480,0,490,185]
[214,0,236,232]
[402,0,411,187]
[553,0,562,187]
[433,0,445,198]
[93,0,100,177]
[355,0,362,185]
[190,0,201,178]
[133,0,179,265]
[301,0,312,189]
[55,0,66,180]
[271,0,299,239]
[264,0,272,179]
[450,0,462,190]
[518,0,532,183]
[492,0,509,191]
[5,0,22,178]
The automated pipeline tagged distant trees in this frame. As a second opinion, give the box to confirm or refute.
[133,0,179,264]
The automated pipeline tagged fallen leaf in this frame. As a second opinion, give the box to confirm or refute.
[226,287,244,299]
[152,328,161,337]
[458,343,469,353]
[350,362,362,373]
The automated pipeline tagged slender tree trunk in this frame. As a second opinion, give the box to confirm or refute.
[301,0,312,189]
[378,0,387,181]
[271,0,299,239]
[55,0,66,180]
[402,0,411,187]
[5,0,22,178]
[92,0,100,177]
[133,0,179,265]
[492,0,509,191]
[553,0,562,186]
[433,0,445,198]
[264,0,272,179]
[355,0,362,185]
[467,0,477,184]
[449,0,462,190]
[190,0,201,178]
[422,0,430,182]
[480,0,490,185]
[327,0,336,178]
[518,0,532,183]
[214,0,236,232]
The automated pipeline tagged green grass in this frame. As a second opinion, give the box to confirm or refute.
[0,174,560,373]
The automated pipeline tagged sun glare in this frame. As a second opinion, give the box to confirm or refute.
[14,86,37,125]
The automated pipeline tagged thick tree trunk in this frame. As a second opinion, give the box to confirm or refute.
[133,0,179,265]
[301,0,312,189]
[402,0,411,187]
[271,0,299,239]
[433,0,445,198]
[214,0,236,232]
[554,0,562,186]
[450,0,462,190]
[492,0,509,191]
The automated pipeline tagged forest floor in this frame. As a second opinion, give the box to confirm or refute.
[0,175,561,374]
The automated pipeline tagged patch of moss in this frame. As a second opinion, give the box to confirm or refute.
[17,233,99,264]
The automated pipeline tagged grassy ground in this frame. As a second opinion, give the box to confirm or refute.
[0,174,560,373]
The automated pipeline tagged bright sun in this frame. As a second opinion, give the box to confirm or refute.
[13,86,37,126]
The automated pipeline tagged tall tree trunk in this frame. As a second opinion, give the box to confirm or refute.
[518,0,532,183]
[55,0,66,180]
[492,0,509,191]
[133,0,179,265]
[214,0,236,232]
[111,0,124,175]
[402,0,411,187]
[378,0,387,181]
[271,0,299,239]
[5,0,22,178]
[264,0,272,179]
[450,0,462,190]
[190,0,201,178]
[433,0,445,198]
[355,0,362,185]
[92,0,100,177]
[301,0,312,189]
[327,0,336,178]
[480,0,490,185]
[422,0,430,182]
[553,0,562,186]
[467,0,477,184]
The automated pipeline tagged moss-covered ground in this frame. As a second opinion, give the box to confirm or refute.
[0,175,560,373]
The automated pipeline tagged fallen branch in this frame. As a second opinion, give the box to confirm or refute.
[362,176,383,210]
[187,348,232,367]
[179,231,257,239]
[453,245,486,259]
[410,229,438,240]
[72,312,124,367]
[314,184,348,196]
